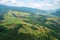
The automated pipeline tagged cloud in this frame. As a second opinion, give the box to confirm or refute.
[0,0,24,6]
[0,0,60,10]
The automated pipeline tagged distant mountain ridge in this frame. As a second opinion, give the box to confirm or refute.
[0,4,60,17]
[0,4,47,14]
[50,9,60,17]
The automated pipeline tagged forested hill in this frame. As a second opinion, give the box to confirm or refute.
[0,5,60,40]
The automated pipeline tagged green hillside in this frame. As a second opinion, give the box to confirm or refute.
[0,10,60,40]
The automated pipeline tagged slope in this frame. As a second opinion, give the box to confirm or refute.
[0,10,60,40]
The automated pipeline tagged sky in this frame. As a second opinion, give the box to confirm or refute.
[0,0,60,10]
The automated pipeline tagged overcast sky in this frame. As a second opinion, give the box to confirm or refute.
[0,0,60,10]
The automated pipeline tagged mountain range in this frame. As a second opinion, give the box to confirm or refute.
[0,4,60,17]
[0,4,60,40]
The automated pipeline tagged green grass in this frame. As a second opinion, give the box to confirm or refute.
[0,10,60,40]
